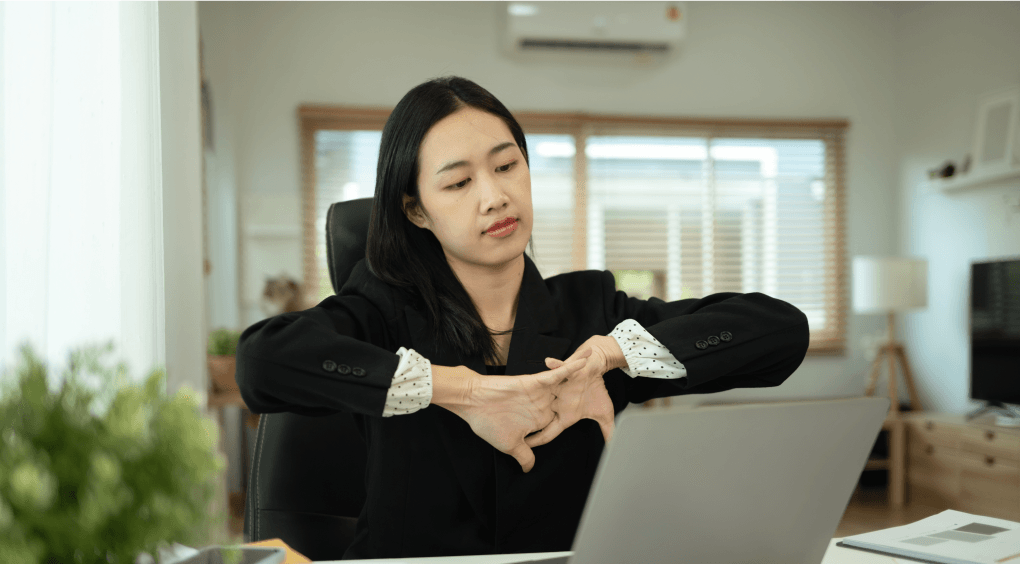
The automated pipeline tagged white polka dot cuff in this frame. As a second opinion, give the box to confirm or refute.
[382,347,432,417]
[609,319,688,380]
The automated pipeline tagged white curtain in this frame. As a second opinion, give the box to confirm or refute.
[0,2,166,381]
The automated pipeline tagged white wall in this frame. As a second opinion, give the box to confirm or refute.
[159,1,207,398]
[893,2,1020,414]
[199,1,906,404]
[200,18,242,336]
[198,2,245,492]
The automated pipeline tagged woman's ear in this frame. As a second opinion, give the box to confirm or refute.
[402,194,429,230]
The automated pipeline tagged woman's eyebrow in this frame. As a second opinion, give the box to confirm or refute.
[435,141,516,176]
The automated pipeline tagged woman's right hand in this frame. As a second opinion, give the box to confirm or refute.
[431,352,590,473]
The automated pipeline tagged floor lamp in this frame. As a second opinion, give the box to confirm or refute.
[853,256,928,418]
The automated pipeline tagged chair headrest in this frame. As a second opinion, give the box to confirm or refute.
[325,198,374,293]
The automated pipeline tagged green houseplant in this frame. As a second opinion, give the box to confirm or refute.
[0,342,226,564]
[207,329,242,394]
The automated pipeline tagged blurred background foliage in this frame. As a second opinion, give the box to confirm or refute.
[207,329,242,357]
[0,342,226,564]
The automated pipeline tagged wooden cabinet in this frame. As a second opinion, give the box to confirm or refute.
[904,413,1020,521]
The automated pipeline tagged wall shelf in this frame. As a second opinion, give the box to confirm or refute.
[934,163,1020,193]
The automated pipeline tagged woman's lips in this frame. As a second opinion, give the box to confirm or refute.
[486,218,518,238]
[486,217,516,232]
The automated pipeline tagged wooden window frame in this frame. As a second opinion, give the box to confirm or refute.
[299,105,848,355]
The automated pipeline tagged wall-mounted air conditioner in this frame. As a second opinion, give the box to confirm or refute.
[502,2,687,58]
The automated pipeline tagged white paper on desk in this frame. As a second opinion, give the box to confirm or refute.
[841,510,1020,564]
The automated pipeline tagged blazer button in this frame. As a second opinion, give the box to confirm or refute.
[695,340,709,350]
[707,336,720,346]
[322,360,337,372]
[720,331,733,342]
[337,364,352,375]
[352,367,366,377]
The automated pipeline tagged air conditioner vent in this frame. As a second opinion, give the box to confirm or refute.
[519,39,671,54]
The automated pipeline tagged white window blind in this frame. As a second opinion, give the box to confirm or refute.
[588,135,830,334]
[312,129,381,302]
[524,133,575,278]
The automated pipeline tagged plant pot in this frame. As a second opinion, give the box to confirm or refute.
[207,354,238,393]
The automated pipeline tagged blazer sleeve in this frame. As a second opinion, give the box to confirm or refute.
[600,271,810,405]
[235,293,401,417]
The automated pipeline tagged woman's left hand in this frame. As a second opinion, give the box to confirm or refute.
[523,335,627,448]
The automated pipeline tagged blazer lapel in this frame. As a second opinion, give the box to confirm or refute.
[505,255,571,376]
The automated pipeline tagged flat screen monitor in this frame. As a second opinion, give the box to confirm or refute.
[970,257,1020,406]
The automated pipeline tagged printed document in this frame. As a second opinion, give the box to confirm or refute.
[839,510,1020,564]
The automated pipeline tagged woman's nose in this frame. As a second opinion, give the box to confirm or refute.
[478,174,509,212]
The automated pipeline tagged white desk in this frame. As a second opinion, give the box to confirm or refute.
[315,538,907,563]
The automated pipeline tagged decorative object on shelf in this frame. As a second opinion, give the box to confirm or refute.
[853,256,928,417]
[260,274,304,317]
[933,87,1020,193]
[926,154,975,180]
[207,328,242,393]
[0,342,225,564]
[972,86,1020,173]
[927,160,958,180]
[933,163,1020,192]
[934,160,954,178]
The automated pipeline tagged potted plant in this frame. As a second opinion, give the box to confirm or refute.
[207,329,242,394]
[0,342,226,564]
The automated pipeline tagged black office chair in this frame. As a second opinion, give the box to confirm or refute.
[244,197,375,560]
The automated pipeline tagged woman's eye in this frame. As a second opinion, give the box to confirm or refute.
[448,161,515,189]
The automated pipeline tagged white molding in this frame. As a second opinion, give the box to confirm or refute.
[245,224,301,238]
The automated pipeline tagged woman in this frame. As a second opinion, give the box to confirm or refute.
[236,76,810,560]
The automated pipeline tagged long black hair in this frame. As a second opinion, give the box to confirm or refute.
[365,76,533,365]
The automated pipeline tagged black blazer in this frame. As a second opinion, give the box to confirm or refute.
[236,254,810,559]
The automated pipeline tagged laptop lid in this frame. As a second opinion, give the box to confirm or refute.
[564,397,890,564]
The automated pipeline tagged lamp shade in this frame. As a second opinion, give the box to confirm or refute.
[852,256,928,314]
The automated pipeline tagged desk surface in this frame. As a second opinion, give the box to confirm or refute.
[315,538,906,563]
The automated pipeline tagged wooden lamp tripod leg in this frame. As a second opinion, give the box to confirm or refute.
[866,341,908,508]
[888,417,906,508]
[888,343,900,416]
[885,313,899,415]
[864,345,885,397]
[895,345,923,412]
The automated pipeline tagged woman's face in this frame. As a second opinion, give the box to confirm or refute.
[407,106,533,271]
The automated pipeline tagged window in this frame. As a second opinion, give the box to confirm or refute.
[301,107,847,354]
[311,129,382,303]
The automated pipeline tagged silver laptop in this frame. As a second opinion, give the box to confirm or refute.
[513,396,890,564]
